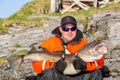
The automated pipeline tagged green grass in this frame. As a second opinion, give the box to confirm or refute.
[0,21,4,31]
[0,57,7,64]
[13,44,21,48]
[16,50,28,56]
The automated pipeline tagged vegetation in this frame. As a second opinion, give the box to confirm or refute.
[16,50,28,56]
[0,57,7,64]
[0,0,120,33]
[13,44,21,48]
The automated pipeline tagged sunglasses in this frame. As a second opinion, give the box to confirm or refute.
[62,27,77,32]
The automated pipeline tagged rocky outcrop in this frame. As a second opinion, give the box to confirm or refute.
[86,10,120,79]
[0,11,120,79]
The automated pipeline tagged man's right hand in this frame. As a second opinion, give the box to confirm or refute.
[102,66,110,77]
[73,55,86,70]
[55,57,67,73]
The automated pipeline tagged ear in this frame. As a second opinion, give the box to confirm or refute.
[59,27,63,33]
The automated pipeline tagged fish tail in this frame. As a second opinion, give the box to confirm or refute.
[7,55,24,70]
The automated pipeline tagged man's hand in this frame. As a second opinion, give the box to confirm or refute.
[73,55,86,70]
[55,57,67,73]
[102,66,110,77]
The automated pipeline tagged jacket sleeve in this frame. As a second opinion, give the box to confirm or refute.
[40,37,64,53]
[85,57,105,71]
[32,37,63,75]
[32,60,55,75]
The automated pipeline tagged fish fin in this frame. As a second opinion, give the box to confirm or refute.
[7,55,23,70]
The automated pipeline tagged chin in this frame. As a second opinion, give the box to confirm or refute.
[64,37,74,42]
[67,39,73,42]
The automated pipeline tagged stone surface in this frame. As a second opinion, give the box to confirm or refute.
[0,11,120,79]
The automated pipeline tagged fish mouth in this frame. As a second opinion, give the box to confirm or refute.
[92,43,107,56]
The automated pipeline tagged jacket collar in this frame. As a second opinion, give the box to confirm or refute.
[51,27,83,45]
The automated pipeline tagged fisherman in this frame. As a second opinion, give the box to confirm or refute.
[26,16,110,80]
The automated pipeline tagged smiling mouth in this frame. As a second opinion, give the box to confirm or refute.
[67,34,73,36]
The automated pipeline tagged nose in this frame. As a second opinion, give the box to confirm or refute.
[68,29,72,33]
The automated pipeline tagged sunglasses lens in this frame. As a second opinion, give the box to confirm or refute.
[62,27,77,32]
[71,27,77,31]
[62,27,69,31]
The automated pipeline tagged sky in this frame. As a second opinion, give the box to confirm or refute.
[0,0,32,18]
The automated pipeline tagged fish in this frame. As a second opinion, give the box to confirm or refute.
[7,42,107,75]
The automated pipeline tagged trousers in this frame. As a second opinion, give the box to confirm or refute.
[26,68,103,80]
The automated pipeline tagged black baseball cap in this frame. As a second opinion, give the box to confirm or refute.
[61,16,77,27]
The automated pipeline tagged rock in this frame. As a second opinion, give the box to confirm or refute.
[0,12,120,79]
[86,10,120,79]
[8,25,25,34]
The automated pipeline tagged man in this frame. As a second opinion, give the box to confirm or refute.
[26,16,108,80]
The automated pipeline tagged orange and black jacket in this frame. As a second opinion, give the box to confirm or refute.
[32,27,105,75]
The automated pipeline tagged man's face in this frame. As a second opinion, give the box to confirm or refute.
[59,24,77,42]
